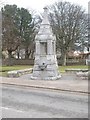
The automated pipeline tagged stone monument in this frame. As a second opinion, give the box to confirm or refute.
[31,7,61,80]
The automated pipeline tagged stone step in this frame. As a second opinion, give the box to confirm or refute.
[7,68,33,78]
[65,69,88,73]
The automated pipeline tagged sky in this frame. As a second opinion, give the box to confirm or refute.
[1,0,90,13]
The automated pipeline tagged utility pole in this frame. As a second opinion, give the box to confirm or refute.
[88,1,90,65]
[88,2,90,92]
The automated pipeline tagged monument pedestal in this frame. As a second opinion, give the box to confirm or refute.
[31,7,61,80]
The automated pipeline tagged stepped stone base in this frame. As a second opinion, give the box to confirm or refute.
[7,68,33,78]
[30,74,61,80]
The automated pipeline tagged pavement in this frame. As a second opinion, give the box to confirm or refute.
[0,73,88,94]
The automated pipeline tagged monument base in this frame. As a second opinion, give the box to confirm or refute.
[30,73,61,80]
[31,8,61,81]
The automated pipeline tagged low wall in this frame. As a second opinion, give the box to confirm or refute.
[2,58,86,66]
[2,59,34,66]
[13,59,34,65]
[58,59,86,65]
[66,60,86,65]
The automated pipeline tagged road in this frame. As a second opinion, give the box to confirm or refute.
[1,85,88,118]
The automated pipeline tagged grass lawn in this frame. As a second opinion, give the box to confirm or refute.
[58,65,88,73]
[0,65,33,77]
[0,65,88,77]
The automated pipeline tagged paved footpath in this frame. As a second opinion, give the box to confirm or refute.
[0,73,88,94]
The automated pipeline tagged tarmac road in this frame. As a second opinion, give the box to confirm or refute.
[1,85,88,118]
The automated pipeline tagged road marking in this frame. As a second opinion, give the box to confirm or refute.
[1,107,24,113]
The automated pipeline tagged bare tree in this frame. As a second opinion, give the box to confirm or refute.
[49,1,87,65]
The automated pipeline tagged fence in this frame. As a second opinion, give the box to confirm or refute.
[2,58,86,66]
[58,58,86,65]
[2,58,34,66]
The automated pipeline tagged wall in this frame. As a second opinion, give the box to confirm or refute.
[2,58,86,66]
[2,58,34,66]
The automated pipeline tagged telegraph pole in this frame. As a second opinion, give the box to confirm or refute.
[88,2,90,101]
[88,1,90,64]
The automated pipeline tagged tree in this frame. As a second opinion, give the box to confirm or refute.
[2,5,37,61]
[17,8,42,59]
[17,8,35,59]
[2,5,21,65]
[49,2,87,65]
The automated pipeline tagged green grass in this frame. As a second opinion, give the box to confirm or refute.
[0,65,32,71]
[0,65,88,77]
[58,65,88,73]
[0,65,33,77]
[0,71,7,76]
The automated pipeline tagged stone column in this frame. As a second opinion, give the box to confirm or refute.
[47,40,52,55]
[36,41,40,55]
[54,41,56,55]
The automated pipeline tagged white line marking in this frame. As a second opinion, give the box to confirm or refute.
[1,107,24,113]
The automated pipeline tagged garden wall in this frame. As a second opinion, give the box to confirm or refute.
[2,58,34,66]
[57,59,86,65]
[2,58,86,66]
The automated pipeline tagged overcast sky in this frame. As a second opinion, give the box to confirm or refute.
[2,0,90,13]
